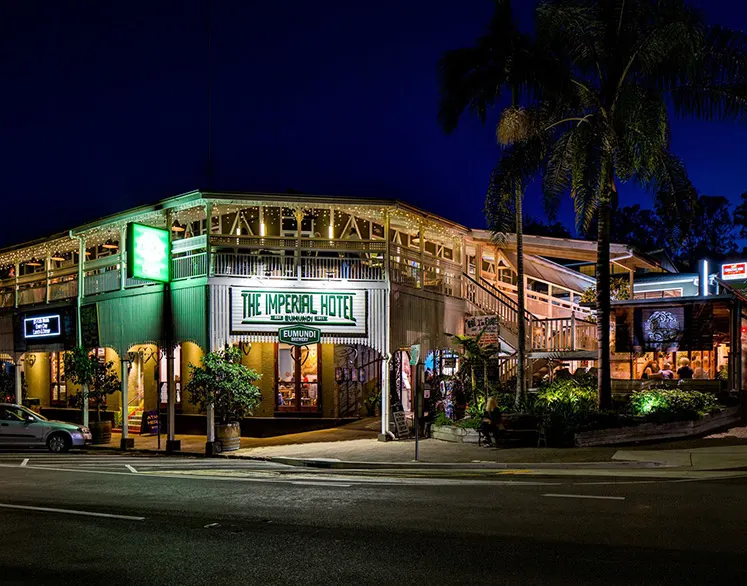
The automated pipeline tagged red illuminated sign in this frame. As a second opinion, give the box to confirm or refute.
[721,262,747,281]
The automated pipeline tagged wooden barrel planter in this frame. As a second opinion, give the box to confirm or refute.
[216,422,241,452]
[89,420,112,445]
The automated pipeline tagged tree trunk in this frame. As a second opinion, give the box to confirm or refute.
[483,361,489,401]
[596,190,613,410]
[515,189,527,408]
[470,365,477,405]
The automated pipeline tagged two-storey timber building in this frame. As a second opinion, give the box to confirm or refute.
[0,190,669,445]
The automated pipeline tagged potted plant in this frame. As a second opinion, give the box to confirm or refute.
[186,345,262,452]
[65,346,120,444]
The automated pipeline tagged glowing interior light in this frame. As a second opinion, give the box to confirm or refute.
[260,223,266,237]
[328,225,334,239]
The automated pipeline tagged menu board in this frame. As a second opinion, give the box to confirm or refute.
[140,410,160,435]
[393,411,409,438]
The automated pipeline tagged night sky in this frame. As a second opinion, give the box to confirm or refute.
[3,0,747,248]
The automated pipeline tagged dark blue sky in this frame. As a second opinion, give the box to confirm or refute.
[2,0,746,247]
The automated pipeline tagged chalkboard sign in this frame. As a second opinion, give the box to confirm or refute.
[393,411,409,438]
[140,410,159,435]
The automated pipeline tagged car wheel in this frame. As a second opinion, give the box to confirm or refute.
[47,433,71,453]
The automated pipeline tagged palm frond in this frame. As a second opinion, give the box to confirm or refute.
[485,136,547,238]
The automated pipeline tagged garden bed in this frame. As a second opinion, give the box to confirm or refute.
[573,406,742,447]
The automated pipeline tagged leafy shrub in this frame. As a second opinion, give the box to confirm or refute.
[433,411,452,427]
[533,379,599,445]
[535,379,597,419]
[456,416,481,429]
[187,345,262,424]
[630,388,721,421]
[465,397,486,418]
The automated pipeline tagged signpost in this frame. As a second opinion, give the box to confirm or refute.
[410,344,421,461]
[125,222,173,451]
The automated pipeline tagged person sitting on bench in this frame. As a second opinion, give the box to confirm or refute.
[480,397,503,447]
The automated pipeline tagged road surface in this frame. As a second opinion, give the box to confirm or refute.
[1,452,746,584]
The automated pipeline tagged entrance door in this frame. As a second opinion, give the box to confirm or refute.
[276,343,320,413]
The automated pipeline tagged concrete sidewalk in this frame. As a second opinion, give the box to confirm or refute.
[86,419,747,471]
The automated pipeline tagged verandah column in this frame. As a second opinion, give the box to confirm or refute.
[14,353,22,405]
[120,354,133,449]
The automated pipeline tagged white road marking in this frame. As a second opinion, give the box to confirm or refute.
[543,493,625,501]
[0,502,145,521]
[125,465,138,474]
[20,459,28,467]
[291,481,352,487]
[204,522,220,528]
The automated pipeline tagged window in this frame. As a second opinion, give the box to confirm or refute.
[633,289,683,300]
[50,352,67,406]
[276,344,320,413]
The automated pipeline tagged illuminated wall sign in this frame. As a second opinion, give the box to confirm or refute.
[721,262,747,281]
[127,223,170,283]
[231,288,367,335]
[278,325,322,346]
[24,315,61,339]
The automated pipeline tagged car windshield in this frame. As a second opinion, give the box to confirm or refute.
[16,406,46,421]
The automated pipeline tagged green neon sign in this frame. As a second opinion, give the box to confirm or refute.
[278,324,322,346]
[126,223,170,283]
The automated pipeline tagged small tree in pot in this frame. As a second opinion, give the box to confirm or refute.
[186,345,262,452]
[65,347,120,444]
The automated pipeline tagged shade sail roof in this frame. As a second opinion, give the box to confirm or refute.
[502,251,595,294]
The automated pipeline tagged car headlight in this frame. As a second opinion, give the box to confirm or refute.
[77,426,89,433]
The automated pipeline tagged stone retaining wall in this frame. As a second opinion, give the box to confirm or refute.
[574,407,742,447]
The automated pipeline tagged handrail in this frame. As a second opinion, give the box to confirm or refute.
[462,273,533,323]
[84,255,120,271]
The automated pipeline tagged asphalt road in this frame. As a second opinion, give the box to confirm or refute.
[1,452,746,585]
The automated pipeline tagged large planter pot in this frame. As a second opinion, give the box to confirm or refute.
[216,422,241,452]
[89,420,112,445]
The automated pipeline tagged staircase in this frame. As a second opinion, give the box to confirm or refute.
[462,272,598,356]
[113,405,144,434]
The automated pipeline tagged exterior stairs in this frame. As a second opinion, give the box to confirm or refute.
[113,405,144,434]
[462,272,597,359]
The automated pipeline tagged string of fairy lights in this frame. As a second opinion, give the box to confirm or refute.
[0,197,466,271]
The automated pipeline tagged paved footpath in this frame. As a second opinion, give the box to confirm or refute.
[85,419,747,472]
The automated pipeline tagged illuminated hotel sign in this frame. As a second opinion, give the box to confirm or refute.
[721,262,747,281]
[231,288,367,335]
[24,315,61,339]
[278,325,322,346]
[127,223,170,283]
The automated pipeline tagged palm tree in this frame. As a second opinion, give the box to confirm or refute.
[450,328,502,403]
[521,0,747,408]
[447,0,747,409]
[438,0,546,408]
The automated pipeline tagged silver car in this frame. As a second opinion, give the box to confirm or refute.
[0,403,92,452]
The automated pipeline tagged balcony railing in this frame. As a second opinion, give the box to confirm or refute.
[214,252,296,279]
[301,257,383,280]
[84,269,120,296]
[172,253,208,281]
[49,276,78,301]
[530,316,598,352]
